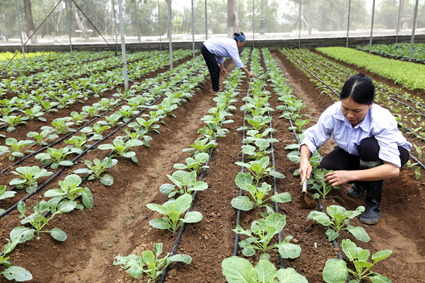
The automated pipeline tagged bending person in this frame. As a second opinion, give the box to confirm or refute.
[201,32,256,95]
[299,73,411,225]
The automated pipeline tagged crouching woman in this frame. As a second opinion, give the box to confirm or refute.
[299,73,412,225]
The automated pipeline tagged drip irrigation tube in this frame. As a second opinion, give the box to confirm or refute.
[233,84,250,257]
[268,109,285,269]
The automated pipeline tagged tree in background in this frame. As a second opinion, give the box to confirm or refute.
[23,0,38,43]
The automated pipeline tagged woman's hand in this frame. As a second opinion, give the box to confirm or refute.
[248,72,256,78]
[324,171,353,186]
[299,160,312,184]
[220,67,227,76]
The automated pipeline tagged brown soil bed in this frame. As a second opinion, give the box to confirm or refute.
[1,50,424,283]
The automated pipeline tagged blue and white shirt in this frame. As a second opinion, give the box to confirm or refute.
[203,38,244,69]
[301,102,412,168]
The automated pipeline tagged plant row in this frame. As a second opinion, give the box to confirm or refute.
[356,43,425,63]
[316,47,425,91]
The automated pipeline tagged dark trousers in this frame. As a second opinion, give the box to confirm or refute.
[319,137,409,170]
[201,44,220,92]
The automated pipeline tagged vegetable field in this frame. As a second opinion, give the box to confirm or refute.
[1,47,425,283]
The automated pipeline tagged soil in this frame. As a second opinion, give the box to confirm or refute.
[1,50,425,283]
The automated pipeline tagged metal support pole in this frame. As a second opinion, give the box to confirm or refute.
[409,0,419,62]
[112,0,119,52]
[252,0,254,49]
[191,0,195,58]
[14,0,25,59]
[369,0,376,54]
[65,0,73,52]
[205,0,208,40]
[395,0,403,43]
[298,0,301,48]
[118,0,129,89]
[168,0,173,69]
[158,0,161,50]
[346,0,351,48]
[259,0,264,35]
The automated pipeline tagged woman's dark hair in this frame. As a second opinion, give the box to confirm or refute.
[233,32,245,42]
[340,73,375,105]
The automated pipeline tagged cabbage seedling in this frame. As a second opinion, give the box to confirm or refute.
[14,200,75,241]
[159,170,208,198]
[173,153,209,174]
[35,147,79,169]
[10,166,53,193]
[44,174,93,209]
[241,139,273,160]
[98,137,144,163]
[182,138,217,155]
[73,157,118,186]
[147,194,203,232]
[114,243,192,281]
[236,156,285,185]
[222,257,307,283]
[307,205,370,242]
[231,173,291,215]
[27,130,58,145]
[23,105,46,122]
[0,138,35,161]
[0,115,28,132]
[323,239,392,283]
[310,168,341,200]
[64,133,89,153]
[51,117,74,134]
[233,213,301,260]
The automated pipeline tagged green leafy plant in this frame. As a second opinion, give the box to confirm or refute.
[27,129,58,145]
[307,205,370,242]
[63,133,88,153]
[51,117,74,134]
[222,257,307,283]
[323,239,393,283]
[241,139,274,160]
[236,156,285,185]
[113,243,192,282]
[310,168,341,200]
[159,170,208,198]
[146,194,203,232]
[234,213,301,260]
[182,138,217,155]
[173,153,209,174]
[415,167,421,180]
[35,147,79,169]
[73,157,117,186]
[10,166,53,193]
[0,115,28,132]
[13,200,75,242]
[23,105,46,122]
[44,174,93,210]
[98,137,144,163]
[231,172,291,215]
[0,138,34,161]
